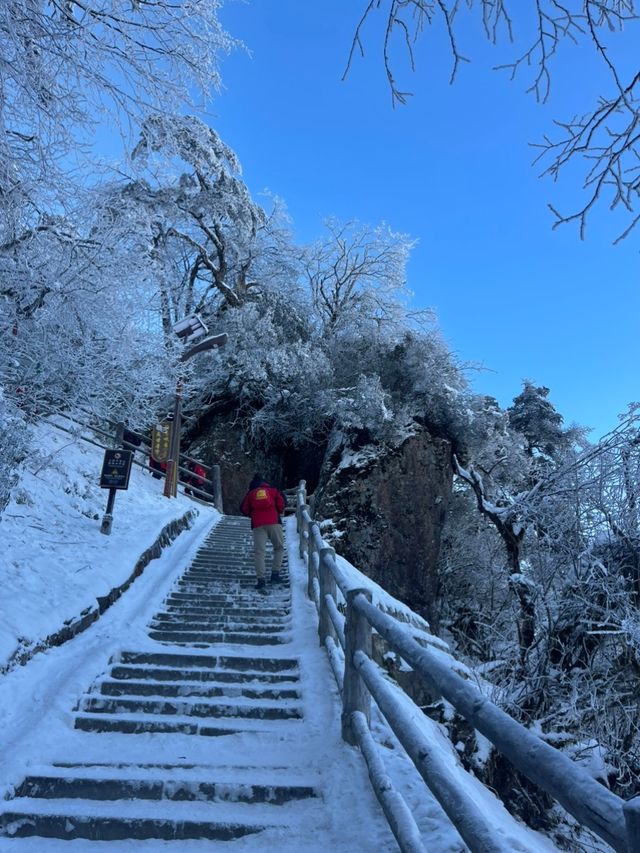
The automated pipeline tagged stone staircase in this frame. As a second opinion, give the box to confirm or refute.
[0,516,345,846]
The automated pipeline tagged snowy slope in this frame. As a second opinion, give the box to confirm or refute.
[2,417,218,668]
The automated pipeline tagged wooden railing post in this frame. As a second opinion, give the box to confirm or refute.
[318,544,337,645]
[307,523,317,600]
[342,589,372,745]
[296,495,302,534]
[298,504,310,559]
[624,797,640,852]
[211,463,223,512]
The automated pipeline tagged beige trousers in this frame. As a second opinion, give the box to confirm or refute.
[252,524,284,578]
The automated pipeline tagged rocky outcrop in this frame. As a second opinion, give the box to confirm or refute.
[190,409,453,626]
[312,426,452,627]
[189,419,274,515]
[189,409,326,514]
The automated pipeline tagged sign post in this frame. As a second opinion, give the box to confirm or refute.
[163,387,183,499]
[162,320,228,499]
[99,423,132,535]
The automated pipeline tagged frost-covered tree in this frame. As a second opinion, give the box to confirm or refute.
[102,116,268,340]
[304,219,415,332]
[183,283,333,448]
[0,0,235,516]
[440,400,640,814]
[0,388,29,517]
[0,196,175,425]
[0,0,233,209]
[507,380,581,461]
[345,1,640,240]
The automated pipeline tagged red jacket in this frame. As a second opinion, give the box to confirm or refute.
[189,463,206,486]
[241,482,285,529]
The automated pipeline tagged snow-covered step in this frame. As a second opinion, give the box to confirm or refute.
[147,624,292,637]
[96,679,301,701]
[157,605,291,618]
[13,773,318,805]
[164,597,290,609]
[168,582,288,592]
[151,613,290,626]
[165,592,288,604]
[147,629,291,645]
[0,796,322,841]
[164,594,278,603]
[73,715,241,736]
[176,578,256,586]
[118,651,300,672]
[77,694,303,720]
[73,711,300,736]
[147,624,290,638]
[149,620,289,634]
[163,604,290,617]
[109,663,299,685]
[183,568,289,579]
[48,763,316,783]
[187,563,282,571]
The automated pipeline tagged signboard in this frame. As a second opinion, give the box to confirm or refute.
[99,449,133,490]
[151,420,172,463]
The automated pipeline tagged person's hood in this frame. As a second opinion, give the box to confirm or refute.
[249,475,268,490]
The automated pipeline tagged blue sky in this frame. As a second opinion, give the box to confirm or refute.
[211,1,637,439]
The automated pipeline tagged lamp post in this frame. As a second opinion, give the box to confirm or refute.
[163,316,228,498]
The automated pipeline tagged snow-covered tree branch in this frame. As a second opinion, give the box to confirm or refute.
[344,1,640,241]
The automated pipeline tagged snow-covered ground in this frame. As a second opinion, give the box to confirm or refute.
[2,417,215,670]
[0,418,587,851]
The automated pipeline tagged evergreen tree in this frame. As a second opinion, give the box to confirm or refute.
[507,381,571,460]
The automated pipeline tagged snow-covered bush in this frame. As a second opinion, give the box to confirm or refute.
[439,403,640,814]
[0,389,30,518]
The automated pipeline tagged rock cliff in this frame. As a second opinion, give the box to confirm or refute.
[190,411,452,626]
[311,426,453,627]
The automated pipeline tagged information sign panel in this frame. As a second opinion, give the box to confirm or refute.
[151,420,172,463]
[99,449,133,490]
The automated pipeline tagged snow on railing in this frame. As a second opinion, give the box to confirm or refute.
[295,481,640,853]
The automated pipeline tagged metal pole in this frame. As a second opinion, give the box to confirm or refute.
[163,378,182,498]
[100,422,125,534]
[100,487,117,535]
[164,327,227,499]
[211,463,223,512]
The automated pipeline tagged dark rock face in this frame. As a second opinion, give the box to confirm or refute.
[312,428,453,627]
[191,410,452,627]
[188,414,324,514]
[188,419,276,515]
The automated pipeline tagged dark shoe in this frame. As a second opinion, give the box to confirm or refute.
[255,578,266,591]
[269,572,281,584]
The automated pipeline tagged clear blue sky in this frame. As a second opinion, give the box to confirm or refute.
[211,1,637,439]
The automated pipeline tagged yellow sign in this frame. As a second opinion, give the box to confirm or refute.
[151,420,172,463]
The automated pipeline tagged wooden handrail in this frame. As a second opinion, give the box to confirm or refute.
[295,481,638,853]
[351,710,426,853]
[355,649,510,852]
